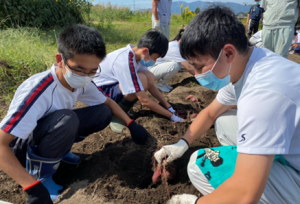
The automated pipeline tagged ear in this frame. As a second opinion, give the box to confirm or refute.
[55,53,63,68]
[223,44,236,64]
[141,47,149,55]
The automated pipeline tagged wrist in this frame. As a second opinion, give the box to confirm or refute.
[23,180,40,191]
[126,119,134,127]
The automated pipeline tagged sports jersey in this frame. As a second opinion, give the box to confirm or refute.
[93,44,146,95]
[216,47,300,171]
[0,64,107,140]
[155,41,186,65]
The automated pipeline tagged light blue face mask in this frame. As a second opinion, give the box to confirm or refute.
[194,50,231,91]
[140,50,156,67]
[255,1,260,5]
[140,58,155,67]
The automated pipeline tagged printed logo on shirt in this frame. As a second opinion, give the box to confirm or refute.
[239,134,246,142]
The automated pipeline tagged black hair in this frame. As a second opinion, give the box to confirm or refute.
[180,6,249,60]
[171,29,185,42]
[137,30,168,58]
[296,24,300,30]
[58,24,106,62]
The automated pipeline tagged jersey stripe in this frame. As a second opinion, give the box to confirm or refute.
[128,52,141,92]
[91,81,111,97]
[2,73,54,133]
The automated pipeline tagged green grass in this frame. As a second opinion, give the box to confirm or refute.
[0,4,249,103]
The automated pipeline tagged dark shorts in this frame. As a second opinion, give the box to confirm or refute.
[99,83,123,103]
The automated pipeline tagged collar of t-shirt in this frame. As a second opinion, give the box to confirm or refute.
[233,47,259,101]
[50,64,82,95]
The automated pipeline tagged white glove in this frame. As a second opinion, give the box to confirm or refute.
[167,194,199,204]
[154,139,189,164]
[168,106,176,114]
[170,114,184,122]
[154,20,161,31]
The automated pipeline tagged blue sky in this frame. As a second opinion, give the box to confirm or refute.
[93,0,255,10]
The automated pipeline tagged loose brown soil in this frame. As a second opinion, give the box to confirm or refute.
[1,54,300,204]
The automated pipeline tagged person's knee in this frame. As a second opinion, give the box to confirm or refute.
[214,109,238,146]
[187,150,213,195]
[53,109,79,140]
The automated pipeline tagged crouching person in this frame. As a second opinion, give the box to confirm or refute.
[0,25,148,204]
[155,6,300,204]
[93,31,184,134]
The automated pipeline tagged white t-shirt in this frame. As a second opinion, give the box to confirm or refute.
[217,47,300,171]
[155,41,186,65]
[0,64,107,140]
[93,44,147,95]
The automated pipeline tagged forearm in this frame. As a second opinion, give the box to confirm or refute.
[140,97,173,118]
[181,61,195,75]
[0,144,36,188]
[183,108,215,145]
[152,1,159,20]
[104,98,131,125]
[246,15,250,23]
[148,85,171,108]
[197,177,251,204]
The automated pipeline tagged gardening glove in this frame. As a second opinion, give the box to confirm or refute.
[24,180,53,204]
[170,114,184,122]
[154,139,189,164]
[167,106,176,114]
[167,194,199,204]
[127,119,148,145]
[154,20,161,32]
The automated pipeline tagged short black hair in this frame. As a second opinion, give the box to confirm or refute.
[296,24,300,30]
[58,24,106,62]
[137,30,168,58]
[180,6,249,60]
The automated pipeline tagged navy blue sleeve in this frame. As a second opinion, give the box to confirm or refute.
[249,7,252,14]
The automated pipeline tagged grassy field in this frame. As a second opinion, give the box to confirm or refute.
[0,3,248,103]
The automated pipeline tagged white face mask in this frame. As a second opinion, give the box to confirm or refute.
[61,54,93,89]
[297,30,300,34]
[63,68,93,88]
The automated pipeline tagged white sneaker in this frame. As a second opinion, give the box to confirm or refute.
[155,83,171,93]
[166,84,173,90]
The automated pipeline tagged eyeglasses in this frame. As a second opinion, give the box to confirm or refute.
[64,61,101,78]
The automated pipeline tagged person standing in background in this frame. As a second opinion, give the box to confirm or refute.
[152,0,173,40]
[262,0,300,58]
[246,0,265,38]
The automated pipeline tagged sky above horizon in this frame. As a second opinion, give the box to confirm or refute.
[93,0,255,10]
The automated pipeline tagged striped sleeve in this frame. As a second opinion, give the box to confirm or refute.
[128,52,142,92]
[111,51,144,95]
[0,73,54,138]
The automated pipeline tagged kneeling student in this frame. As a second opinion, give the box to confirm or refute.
[0,25,148,204]
[93,31,184,133]
[155,6,300,204]
[149,29,195,93]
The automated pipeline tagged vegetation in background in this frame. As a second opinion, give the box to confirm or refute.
[0,0,91,28]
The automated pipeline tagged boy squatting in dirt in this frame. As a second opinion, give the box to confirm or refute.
[0,25,149,204]
[154,6,300,204]
[93,30,184,134]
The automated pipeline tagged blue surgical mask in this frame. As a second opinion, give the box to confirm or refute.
[255,1,260,5]
[194,50,231,90]
[140,58,155,67]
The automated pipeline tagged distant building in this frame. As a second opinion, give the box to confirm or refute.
[236,12,247,19]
